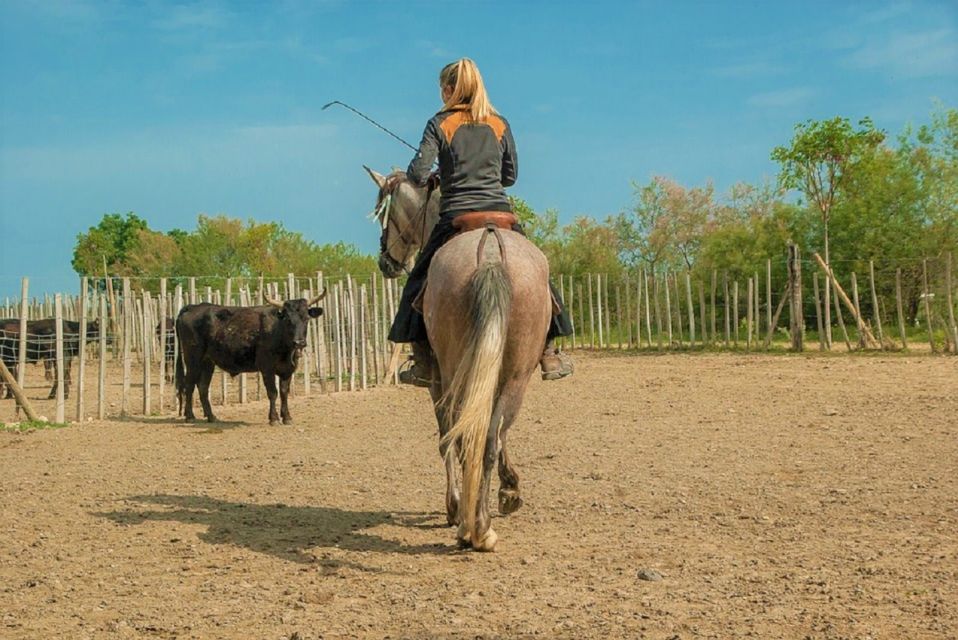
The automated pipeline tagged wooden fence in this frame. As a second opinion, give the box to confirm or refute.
[1,250,956,423]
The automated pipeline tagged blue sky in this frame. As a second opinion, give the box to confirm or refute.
[1,0,956,297]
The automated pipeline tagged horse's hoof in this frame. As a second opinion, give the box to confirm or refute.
[282,418,293,426]
[207,416,218,423]
[473,528,498,552]
[456,522,472,548]
[269,419,278,426]
[498,489,524,515]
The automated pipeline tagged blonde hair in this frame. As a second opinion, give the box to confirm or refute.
[439,58,497,121]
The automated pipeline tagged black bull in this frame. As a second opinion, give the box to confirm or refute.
[175,296,325,425]
[0,319,100,400]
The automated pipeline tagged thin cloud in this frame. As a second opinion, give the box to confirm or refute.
[842,28,958,78]
[712,60,784,79]
[153,3,230,31]
[416,40,451,59]
[746,87,816,109]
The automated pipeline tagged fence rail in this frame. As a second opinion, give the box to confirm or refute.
[2,251,956,423]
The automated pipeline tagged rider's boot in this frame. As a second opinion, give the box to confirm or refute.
[540,339,574,381]
[399,341,434,387]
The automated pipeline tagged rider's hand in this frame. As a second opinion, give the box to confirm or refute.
[426,171,440,190]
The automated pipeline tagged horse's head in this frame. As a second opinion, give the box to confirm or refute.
[364,166,440,279]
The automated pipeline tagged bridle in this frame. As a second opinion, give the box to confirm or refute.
[373,178,436,275]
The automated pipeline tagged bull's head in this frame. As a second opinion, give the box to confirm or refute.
[86,320,101,341]
[265,291,327,350]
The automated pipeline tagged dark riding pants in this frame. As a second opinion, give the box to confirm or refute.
[388,216,574,344]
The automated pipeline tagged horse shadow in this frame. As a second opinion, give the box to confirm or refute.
[95,494,455,569]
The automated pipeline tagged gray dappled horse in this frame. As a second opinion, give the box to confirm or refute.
[365,167,552,551]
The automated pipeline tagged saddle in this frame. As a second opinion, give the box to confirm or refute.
[452,211,518,233]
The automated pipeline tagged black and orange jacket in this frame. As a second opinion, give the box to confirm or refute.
[407,105,517,216]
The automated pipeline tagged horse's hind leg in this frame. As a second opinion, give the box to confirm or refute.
[470,398,509,552]
[497,431,523,515]
[497,383,530,515]
[431,385,459,527]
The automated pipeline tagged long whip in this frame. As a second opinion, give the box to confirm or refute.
[321,100,418,152]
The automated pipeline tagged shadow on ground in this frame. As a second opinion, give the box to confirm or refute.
[96,494,454,568]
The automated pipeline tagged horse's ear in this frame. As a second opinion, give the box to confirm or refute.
[363,165,387,189]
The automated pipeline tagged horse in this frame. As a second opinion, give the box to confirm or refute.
[365,166,552,551]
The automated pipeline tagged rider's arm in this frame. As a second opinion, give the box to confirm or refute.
[407,118,440,186]
[501,120,518,187]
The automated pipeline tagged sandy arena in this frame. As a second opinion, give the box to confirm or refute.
[1,352,956,639]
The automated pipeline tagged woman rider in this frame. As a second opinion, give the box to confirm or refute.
[388,57,574,386]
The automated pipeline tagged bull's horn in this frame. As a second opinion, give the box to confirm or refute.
[308,288,328,306]
[265,296,284,309]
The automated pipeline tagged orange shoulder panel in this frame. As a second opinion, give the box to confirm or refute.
[439,111,467,143]
[484,115,506,142]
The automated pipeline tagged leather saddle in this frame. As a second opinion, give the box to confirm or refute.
[452,211,518,233]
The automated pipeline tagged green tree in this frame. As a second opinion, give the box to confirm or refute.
[72,212,149,276]
[772,117,885,345]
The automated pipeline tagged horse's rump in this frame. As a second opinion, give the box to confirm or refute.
[424,229,552,385]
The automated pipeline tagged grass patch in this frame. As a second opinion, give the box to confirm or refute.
[0,420,69,432]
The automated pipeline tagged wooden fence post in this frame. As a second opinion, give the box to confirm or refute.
[723,272,730,348]
[746,277,753,351]
[77,277,88,422]
[896,268,908,349]
[698,280,706,347]
[596,274,604,348]
[142,289,151,415]
[54,294,65,423]
[869,261,884,348]
[664,273,673,346]
[121,278,131,416]
[732,280,739,348]
[360,284,368,390]
[577,282,586,350]
[158,279,167,411]
[653,273,663,350]
[569,275,577,350]
[642,269,652,347]
[686,272,695,346]
[787,244,803,351]
[587,274,595,348]
[813,273,825,351]
[922,258,936,352]
[672,273,683,346]
[604,275,612,348]
[766,260,772,341]
[0,360,39,421]
[832,284,853,351]
[615,282,623,349]
[710,269,717,345]
[17,278,28,395]
[851,273,866,349]
[98,295,107,419]
[947,253,957,353]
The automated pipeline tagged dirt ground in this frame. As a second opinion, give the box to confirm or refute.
[1,352,956,639]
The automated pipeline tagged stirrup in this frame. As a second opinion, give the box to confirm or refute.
[398,357,432,387]
[540,349,574,381]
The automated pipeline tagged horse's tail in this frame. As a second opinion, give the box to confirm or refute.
[439,257,511,544]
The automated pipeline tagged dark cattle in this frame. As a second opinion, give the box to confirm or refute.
[156,317,176,381]
[175,294,325,425]
[0,318,100,399]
